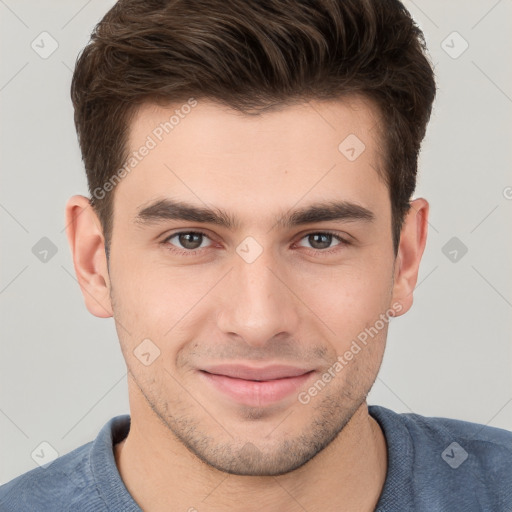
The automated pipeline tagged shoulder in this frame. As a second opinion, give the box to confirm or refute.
[372,404,512,461]
[369,405,512,511]
[0,415,131,512]
[0,440,100,511]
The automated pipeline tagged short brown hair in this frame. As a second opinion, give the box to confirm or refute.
[71,0,436,257]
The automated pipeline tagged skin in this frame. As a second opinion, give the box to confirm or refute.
[66,97,428,512]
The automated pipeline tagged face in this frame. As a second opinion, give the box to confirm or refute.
[105,97,402,476]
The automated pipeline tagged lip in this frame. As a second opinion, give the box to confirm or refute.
[200,364,313,380]
[198,364,315,407]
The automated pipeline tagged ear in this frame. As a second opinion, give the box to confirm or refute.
[65,195,113,318]
[390,198,429,316]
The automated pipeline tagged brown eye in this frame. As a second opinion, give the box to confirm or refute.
[297,232,346,251]
[177,232,204,250]
[163,231,212,253]
[307,233,334,250]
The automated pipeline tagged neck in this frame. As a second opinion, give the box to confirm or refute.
[114,399,387,512]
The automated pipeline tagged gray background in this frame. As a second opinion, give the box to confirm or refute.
[1,0,511,483]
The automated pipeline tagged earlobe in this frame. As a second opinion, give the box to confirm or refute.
[65,195,113,318]
[390,198,429,316]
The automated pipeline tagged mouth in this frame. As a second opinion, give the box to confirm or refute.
[197,364,316,407]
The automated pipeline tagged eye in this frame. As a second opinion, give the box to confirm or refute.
[162,231,213,254]
[296,231,350,253]
[160,229,351,257]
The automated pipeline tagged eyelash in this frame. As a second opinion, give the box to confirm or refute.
[160,230,351,257]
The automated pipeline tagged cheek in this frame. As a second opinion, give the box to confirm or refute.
[110,253,218,341]
[300,264,392,339]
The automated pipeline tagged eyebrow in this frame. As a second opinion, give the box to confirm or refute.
[134,198,375,230]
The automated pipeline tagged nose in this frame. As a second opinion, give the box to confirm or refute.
[216,246,301,347]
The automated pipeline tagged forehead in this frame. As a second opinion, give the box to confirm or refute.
[128,96,383,155]
[115,97,388,224]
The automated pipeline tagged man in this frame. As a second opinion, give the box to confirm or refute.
[1,0,511,510]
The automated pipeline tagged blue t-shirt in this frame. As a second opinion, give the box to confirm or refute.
[1,405,511,511]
